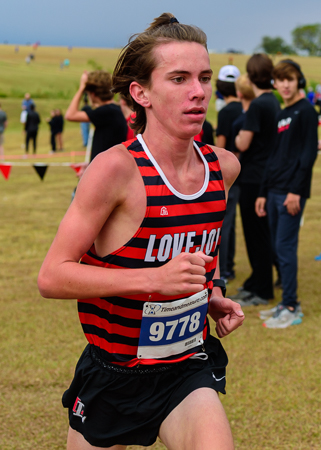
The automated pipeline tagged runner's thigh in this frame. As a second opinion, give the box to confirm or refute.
[159,388,234,450]
[67,427,127,450]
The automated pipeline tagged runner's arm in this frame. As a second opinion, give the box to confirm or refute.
[38,149,212,300]
[207,147,244,337]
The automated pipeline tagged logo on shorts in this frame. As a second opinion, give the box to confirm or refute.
[72,397,86,423]
[212,372,225,382]
[143,303,162,315]
[160,206,168,216]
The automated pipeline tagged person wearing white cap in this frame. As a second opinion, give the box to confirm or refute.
[233,54,280,307]
[215,65,242,284]
[217,65,241,84]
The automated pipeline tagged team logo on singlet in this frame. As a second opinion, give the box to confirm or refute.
[278,117,292,133]
[160,206,169,216]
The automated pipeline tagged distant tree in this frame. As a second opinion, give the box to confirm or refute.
[292,24,321,56]
[258,36,296,55]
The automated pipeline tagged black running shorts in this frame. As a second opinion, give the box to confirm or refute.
[62,334,228,447]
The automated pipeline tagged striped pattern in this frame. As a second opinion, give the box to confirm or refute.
[78,137,226,366]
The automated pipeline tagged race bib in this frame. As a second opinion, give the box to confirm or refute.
[137,289,208,360]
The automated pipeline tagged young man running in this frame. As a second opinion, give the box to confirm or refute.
[255,60,318,328]
[38,13,244,450]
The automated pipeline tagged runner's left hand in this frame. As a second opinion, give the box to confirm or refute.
[208,296,244,338]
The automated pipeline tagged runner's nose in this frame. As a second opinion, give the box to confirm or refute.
[189,80,205,100]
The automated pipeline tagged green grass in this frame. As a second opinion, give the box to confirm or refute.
[0,44,321,449]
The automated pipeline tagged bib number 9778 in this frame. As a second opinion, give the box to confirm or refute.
[137,289,208,359]
[149,312,201,342]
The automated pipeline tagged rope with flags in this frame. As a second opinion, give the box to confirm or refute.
[0,161,84,181]
[0,148,87,180]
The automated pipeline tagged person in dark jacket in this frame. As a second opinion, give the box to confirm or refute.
[55,109,64,151]
[47,110,60,152]
[25,104,41,154]
[255,60,318,328]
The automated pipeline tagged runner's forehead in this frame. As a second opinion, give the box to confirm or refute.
[153,41,211,72]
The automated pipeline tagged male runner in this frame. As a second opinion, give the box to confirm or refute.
[38,13,244,450]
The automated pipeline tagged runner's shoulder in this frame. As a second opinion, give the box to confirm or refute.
[208,145,240,187]
[87,143,139,180]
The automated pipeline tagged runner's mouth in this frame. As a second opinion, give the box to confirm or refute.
[185,108,205,115]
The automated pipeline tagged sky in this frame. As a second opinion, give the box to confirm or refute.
[2,0,321,54]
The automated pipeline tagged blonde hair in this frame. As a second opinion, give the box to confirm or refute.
[235,74,255,100]
[112,13,207,134]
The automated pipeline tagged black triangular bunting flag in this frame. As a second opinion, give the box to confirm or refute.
[33,164,48,181]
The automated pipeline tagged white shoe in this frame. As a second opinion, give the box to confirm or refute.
[259,303,303,320]
[263,305,302,329]
[259,305,280,320]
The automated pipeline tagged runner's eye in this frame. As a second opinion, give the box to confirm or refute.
[172,77,184,83]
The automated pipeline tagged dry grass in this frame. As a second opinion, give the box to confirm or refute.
[1,161,320,450]
[0,45,321,449]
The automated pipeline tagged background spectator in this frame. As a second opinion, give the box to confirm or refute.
[256,60,319,328]
[119,94,136,140]
[0,103,8,159]
[22,93,34,112]
[80,94,90,147]
[46,110,59,153]
[194,119,215,144]
[55,109,64,151]
[314,79,321,113]
[65,70,127,178]
[306,86,315,105]
[25,104,41,154]
[215,65,242,283]
[233,53,280,306]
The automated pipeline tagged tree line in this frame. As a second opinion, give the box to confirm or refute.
[258,24,321,56]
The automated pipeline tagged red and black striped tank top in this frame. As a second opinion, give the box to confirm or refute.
[79,135,226,366]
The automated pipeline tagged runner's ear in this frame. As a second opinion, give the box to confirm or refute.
[129,82,151,108]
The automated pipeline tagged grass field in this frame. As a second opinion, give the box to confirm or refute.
[0,44,321,449]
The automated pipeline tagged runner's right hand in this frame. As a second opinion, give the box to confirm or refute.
[151,251,213,296]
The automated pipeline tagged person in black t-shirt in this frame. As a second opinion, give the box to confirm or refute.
[234,54,280,306]
[255,60,318,328]
[215,65,242,150]
[65,70,128,178]
[215,65,242,283]
[194,119,215,144]
[201,120,215,144]
[230,74,255,155]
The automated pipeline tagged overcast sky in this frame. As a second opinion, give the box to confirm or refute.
[2,0,321,54]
